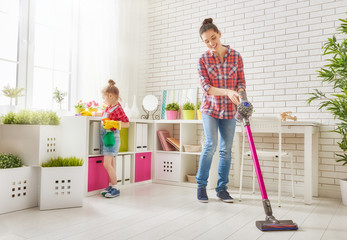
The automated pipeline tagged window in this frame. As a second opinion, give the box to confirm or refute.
[0,0,20,105]
[0,0,77,110]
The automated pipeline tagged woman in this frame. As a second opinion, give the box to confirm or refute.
[196,18,246,203]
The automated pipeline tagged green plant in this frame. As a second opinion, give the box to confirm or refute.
[0,153,23,168]
[41,156,84,167]
[196,101,201,110]
[183,102,195,110]
[53,88,67,110]
[165,102,179,111]
[1,110,60,125]
[307,16,347,165]
[1,84,25,106]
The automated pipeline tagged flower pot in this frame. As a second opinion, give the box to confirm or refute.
[183,110,194,120]
[340,178,347,206]
[166,110,177,120]
[39,166,84,210]
[0,125,60,166]
[0,166,39,214]
[197,110,202,120]
[75,107,85,114]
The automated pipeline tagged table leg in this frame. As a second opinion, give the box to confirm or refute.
[304,126,313,204]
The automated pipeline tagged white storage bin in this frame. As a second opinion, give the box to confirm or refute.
[156,153,181,182]
[0,166,39,214]
[0,125,60,166]
[39,166,84,210]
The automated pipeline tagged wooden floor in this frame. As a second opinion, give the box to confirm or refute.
[0,183,346,240]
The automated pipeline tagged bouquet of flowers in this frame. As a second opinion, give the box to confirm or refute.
[74,100,86,113]
[86,100,99,110]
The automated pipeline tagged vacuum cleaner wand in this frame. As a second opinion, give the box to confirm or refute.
[236,92,298,231]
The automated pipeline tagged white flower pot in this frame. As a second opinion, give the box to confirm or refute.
[39,166,84,210]
[340,178,347,206]
[0,125,60,166]
[0,166,39,214]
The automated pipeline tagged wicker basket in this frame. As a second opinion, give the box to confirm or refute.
[183,144,201,152]
[186,174,197,183]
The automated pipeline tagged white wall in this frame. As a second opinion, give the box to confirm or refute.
[146,0,347,198]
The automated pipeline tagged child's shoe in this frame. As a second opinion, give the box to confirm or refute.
[104,188,120,198]
[101,186,113,196]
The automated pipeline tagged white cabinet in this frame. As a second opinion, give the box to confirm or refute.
[153,120,218,189]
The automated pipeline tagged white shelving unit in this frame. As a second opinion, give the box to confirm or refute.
[152,120,218,189]
[60,116,154,196]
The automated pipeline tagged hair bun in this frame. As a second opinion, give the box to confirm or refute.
[108,79,115,86]
[202,18,213,25]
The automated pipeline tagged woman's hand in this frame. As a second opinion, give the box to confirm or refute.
[227,90,241,105]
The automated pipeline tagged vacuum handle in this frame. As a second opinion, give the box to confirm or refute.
[245,125,268,200]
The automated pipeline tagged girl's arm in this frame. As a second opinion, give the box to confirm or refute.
[120,121,129,128]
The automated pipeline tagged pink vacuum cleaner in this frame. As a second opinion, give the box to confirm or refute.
[235,91,298,231]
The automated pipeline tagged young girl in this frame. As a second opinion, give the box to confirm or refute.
[96,79,129,198]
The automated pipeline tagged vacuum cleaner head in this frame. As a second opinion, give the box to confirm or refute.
[256,220,298,231]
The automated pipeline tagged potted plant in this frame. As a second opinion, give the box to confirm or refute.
[0,153,39,214]
[39,156,84,210]
[0,110,61,166]
[1,84,25,113]
[53,87,67,110]
[196,101,202,120]
[307,16,347,205]
[86,100,99,115]
[165,102,179,120]
[182,102,195,120]
[74,100,86,114]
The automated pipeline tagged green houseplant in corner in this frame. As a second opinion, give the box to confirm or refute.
[307,16,347,205]
[40,156,84,210]
[196,101,202,120]
[165,102,179,120]
[182,102,195,120]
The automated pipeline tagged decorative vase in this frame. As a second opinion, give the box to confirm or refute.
[183,110,194,120]
[123,103,132,118]
[131,95,140,119]
[166,110,177,120]
[75,107,85,114]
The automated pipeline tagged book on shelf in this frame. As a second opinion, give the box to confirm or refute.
[166,137,180,151]
[157,130,176,151]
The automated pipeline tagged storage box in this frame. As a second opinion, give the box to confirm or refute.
[39,166,84,210]
[0,166,39,215]
[0,125,60,166]
[156,153,180,182]
[183,144,201,152]
[135,152,151,182]
[88,157,108,192]
[119,128,128,152]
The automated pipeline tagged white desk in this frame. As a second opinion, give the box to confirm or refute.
[233,121,320,205]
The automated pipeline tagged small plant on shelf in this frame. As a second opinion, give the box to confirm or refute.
[165,102,180,111]
[41,156,84,167]
[182,102,195,110]
[196,101,201,110]
[0,153,23,169]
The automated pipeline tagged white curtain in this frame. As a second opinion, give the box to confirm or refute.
[75,0,148,109]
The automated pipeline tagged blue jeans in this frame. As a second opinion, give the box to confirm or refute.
[196,113,237,192]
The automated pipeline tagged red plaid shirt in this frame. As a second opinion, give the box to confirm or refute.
[103,103,129,123]
[198,45,246,119]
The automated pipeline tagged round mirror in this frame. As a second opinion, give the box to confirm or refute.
[142,95,158,111]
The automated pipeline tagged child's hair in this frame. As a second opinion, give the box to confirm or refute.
[199,18,219,38]
[102,79,120,100]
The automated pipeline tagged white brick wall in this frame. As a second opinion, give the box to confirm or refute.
[146,0,347,198]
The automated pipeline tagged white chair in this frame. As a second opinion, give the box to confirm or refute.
[238,116,295,207]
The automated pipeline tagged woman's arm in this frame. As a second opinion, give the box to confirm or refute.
[207,86,242,105]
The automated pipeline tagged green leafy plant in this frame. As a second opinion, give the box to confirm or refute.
[0,153,23,169]
[53,88,67,110]
[307,16,347,165]
[1,110,60,125]
[41,156,84,167]
[196,101,201,110]
[1,84,25,106]
[165,102,180,111]
[183,102,195,110]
